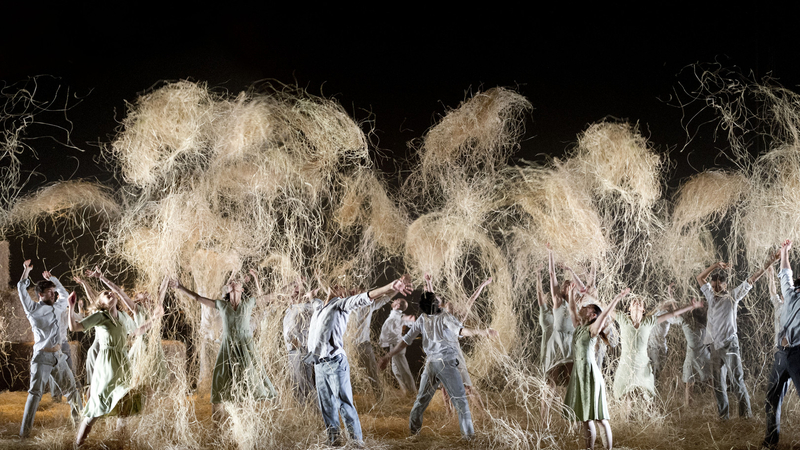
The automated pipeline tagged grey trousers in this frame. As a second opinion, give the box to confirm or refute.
[315,353,362,444]
[710,336,751,419]
[21,351,82,437]
[355,341,382,399]
[764,346,800,449]
[410,358,473,437]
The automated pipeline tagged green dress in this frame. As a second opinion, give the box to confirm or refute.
[564,325,609,421]
[613,314,657,399]
[128,304,169,389]
[211,296,276,403]
[80,310,142,418]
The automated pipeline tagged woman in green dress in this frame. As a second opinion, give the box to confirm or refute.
[564,284,629,450]
[170,270,276,421]
[613,296,701,416]
[68,289,157,446]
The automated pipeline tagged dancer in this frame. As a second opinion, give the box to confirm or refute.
[379,286,498,439]
[170,273,276,421]
[646,285,679,378]
[283,299,316,401]
[536,266,554,370]
[89,267,170,390]
[564,284,629,450]
[379,297,416,395]
[49,281,83,403]
[69,288,145,446]
[612,296,702,410]
[307,274,412,446]
[672,292,711,407]
[17,260,83,438]
[429,273,492,413]
[764,239,800,449]
[73,274,101,393]
[697,255,778,419]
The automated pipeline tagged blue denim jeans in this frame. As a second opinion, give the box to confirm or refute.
[410,358,473,437]
[314,353,362,444]
[710,336,751,419]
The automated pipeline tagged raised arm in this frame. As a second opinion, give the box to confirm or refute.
[169,278,217,309]
[697,261,727,286]
[590,288,630,337]
[657,298,702,323]
[548,246,563,306]
[767,265,779,300]
[748,251,781,285]
[457,277,492,322]
[368,274,412,300]
[780,239,792,272]
[67,291,85,332]
[460,326,499,338]
[564,265,587,292]
[17,260,36,312]
[566,283,581,328]
[424,273,434,293]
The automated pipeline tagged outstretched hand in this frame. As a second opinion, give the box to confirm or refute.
[68,291,77,308]
[86,266,102,279]
[21,260,33,278]
[378,356,389,371]
[42,270,52,279]
[392,274,413,296]
[168,278,181,290]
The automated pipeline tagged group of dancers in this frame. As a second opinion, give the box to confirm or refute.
[12,239,800,449]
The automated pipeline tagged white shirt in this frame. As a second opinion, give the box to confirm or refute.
[778,268,800,347]
[307,293,372,360]
[283,302,314,352]
[402,311,463,362]
[648,310,676,352]
[348,295,391,345]
[17,276,69,357]
[379,309,414,348]
[701,280,752,349]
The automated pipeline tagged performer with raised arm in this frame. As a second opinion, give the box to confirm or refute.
[73,274,101,393]
[697,254,778,419]
[283,278,318,402]
[17,260,83,438]
[564,284,629,450]
[379,277,497,440]
[170,272,276,422]
[379,297,416,395]
[612,295,703,416]
[69,285,151,446]
[307,274,412,447]
[764,240,800,449]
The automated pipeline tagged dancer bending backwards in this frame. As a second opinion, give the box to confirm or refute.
[764,240,800,449]
[564,283,629,450]
[696,254,778,419]
[379,297,417,395]
[379,285,498,440]
[17,260,83,438]
[70,288,153,446]
[307,274,412,447]
[612,295,702,415]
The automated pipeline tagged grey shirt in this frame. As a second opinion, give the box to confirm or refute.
[17,276,70,358]
[701,280,752,349]
[402,311,463,362]
[307,293,371,360]
[349,295,391,345]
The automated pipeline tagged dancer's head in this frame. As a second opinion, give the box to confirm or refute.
[579,303,602,324]
[392,298,408,311]
[35,280,57,305]
[710,272,727,293]
[97,290,119,311]
[419,291,441,315]
[628,297,645,323]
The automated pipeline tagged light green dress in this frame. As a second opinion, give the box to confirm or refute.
[211,296,276,404]
[564,325,609,421]
[128,303,169,388]
[538,303,554,368]
[613,314,657,399]
[80,310,142,418]
[545,302,574,375]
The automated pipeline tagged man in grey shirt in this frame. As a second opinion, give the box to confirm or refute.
[764,239,800,449]
[379,289,498,439]
[697,256,777,420]
[17,259,82,438]
[306,274,411,447]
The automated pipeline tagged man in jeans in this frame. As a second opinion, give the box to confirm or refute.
[17,259,83,438]
[379,289,498,439]
[764,239,800,449]
[306,274,411,447]
[696,255,777,420]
